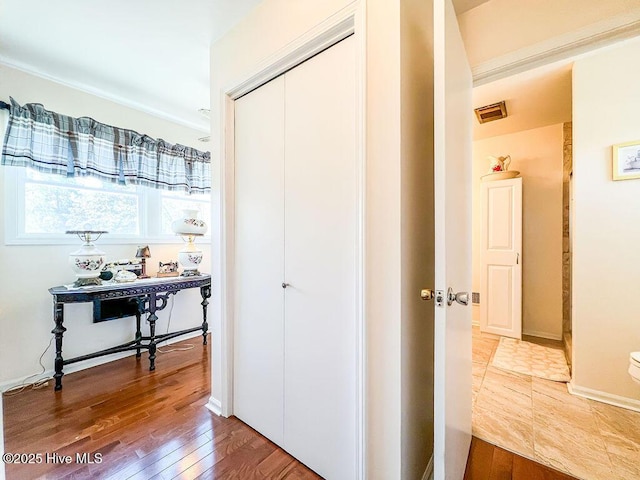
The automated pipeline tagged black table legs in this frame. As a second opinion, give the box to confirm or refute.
[52,301,66,391]
[200,285,211,345]
[49,277,211,391]
[135,305,143,359]
[147,292,158,371]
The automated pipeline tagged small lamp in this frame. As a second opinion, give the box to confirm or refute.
[135,245,151,279]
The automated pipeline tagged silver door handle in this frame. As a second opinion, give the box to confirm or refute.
[282,283,290,289]
[447,287,469,306]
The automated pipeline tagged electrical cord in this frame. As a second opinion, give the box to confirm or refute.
[4,336,54,395]
[4,296,195,396]
[3,298,196,396]
[156,295,194,354]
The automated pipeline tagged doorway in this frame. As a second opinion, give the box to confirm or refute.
[471,61,572,345]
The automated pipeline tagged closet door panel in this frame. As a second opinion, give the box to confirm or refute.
[283,36,357,479]
[234,76,286,446]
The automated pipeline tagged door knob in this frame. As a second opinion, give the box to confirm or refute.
[447,287,469,306]
[420,289,435,301]
[282,283,290,289]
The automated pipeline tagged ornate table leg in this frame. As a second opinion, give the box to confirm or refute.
[147,293,157,371]
[51,299,67,391]
[200,285,211,345]
[134,298,144,359]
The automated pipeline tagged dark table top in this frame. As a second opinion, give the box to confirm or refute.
[49,274,211,300]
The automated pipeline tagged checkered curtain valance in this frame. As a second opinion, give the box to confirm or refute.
[1,98,211,194]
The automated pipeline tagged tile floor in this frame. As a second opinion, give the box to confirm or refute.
[472,326,640,480]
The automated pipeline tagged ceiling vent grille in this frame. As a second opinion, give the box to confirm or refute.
[474,101,507,124]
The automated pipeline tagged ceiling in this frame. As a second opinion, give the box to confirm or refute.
[0,0,491,135]
[0,0,263,132]
[472,60,573,141]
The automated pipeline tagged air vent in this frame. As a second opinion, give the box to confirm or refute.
[472,292,480,304]
[474,101,507,124]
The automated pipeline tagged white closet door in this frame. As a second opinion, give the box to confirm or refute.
[234,76,286,446]
[480,177,523,339]
[283,36,357,480]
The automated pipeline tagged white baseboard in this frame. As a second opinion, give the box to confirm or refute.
[0,330,204,393]
[206,396,222,416]
[422,454,434,480]
[568,381,640,413]
[522,329,563,341]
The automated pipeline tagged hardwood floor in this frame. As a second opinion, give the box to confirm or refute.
[464,437,578,480]
[3,335,584,480]
[2,335,321,480]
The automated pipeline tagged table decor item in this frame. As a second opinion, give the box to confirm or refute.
[171,209,207,276]
[114,270,137,283]
[177,235,204,276]
[171,209,207,235]
[157,261,179,278]
[135,245,151,278]
[66,230,108,287]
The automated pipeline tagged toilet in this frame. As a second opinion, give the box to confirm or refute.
[629,352,640,384]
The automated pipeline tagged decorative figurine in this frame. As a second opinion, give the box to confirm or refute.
[157,261,179,278]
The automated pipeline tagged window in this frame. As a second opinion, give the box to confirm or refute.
[4,166,212,245]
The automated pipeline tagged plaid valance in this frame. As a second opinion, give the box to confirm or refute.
[1,98,211,194]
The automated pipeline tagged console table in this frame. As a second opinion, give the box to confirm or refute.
[48,274,211,390]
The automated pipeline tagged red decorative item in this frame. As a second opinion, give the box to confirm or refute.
[492,164,503,172]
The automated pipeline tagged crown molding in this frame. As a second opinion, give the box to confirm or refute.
[472,10,640,86]
[0,56,209,133]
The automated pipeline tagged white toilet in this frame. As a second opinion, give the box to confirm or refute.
[629,352,640,384]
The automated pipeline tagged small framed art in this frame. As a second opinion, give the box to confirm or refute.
[613,140,640,181]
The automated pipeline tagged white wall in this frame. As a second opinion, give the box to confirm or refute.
[572,37,640,402]
[0,64,212,388]
[472,124,564,339]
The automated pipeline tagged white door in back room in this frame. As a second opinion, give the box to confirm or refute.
[480,177,523,339]
[233,36,357,480]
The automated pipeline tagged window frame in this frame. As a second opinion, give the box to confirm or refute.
[3,166,212,246]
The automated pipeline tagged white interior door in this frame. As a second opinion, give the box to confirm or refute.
[433,0,473,478]
[480,178,523,339]
[233,76,286,446]
[283,36,357,480]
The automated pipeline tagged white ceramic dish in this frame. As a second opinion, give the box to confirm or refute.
[480,170,520,182]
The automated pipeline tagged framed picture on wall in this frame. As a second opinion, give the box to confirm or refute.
[613,140,640,181]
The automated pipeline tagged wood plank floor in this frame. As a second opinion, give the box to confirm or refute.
[4,335,582,480]
[2,335,321,480]
[464,437,579,480]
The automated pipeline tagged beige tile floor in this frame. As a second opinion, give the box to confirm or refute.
[472,326,640,480]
